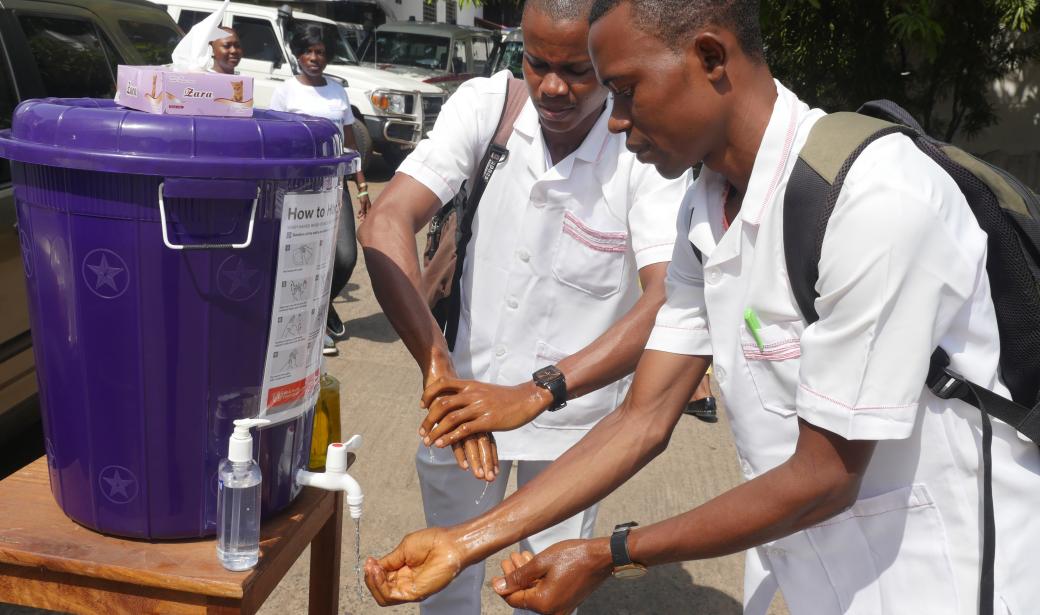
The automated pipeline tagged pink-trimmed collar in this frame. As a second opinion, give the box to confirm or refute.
[740,80,803,227]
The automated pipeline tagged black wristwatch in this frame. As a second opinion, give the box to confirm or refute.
[610,521,647,579]
[532,365,567,412]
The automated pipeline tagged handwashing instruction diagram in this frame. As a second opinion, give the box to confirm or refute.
[259,190,341,422]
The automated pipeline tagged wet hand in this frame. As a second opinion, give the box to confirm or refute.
[419,380,552,448]
[422,356,458,391]
[418,360,499,480]
[364,527,467,606]
[491,539,612,615]
[450,433,499,482]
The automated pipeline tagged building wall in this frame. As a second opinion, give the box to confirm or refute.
[952,59,1040,192]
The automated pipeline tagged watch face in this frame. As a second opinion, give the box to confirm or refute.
[612,565,647,579]
[534,366,561,383]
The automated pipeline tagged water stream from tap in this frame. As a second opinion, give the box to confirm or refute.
[354,517,363,601]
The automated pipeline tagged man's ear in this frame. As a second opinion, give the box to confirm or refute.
[691,32,727,83]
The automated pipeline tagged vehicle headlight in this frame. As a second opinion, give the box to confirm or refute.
[370,91,408,115]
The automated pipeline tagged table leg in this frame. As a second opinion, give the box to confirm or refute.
[308,490,343,615]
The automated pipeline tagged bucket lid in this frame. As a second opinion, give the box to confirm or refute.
[0,98,357,179]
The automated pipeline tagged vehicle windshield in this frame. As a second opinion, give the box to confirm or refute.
[497,40,523,78]
[370,32,449,71]
[295,19,358,65]
[337,23,365,55]
[119,20,181,65]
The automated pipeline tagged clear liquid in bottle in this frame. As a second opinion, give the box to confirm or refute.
[216,459,263,571]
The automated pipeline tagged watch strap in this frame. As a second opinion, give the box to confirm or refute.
[610,522,637,567]
[533,366,567,411]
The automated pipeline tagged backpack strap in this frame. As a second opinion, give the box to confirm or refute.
[784,112,915,322]
[442,78,528,350]
[857,99,927,134]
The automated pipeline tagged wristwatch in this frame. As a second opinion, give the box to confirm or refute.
[532,365,567,412]
[610,521,647,579]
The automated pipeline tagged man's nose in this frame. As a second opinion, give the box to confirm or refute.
[540,72,569,98]
[607,110,631,135]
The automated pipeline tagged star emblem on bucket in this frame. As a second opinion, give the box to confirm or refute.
[98,465,138,504]
[218,256,261,301]
[81,249,130,299]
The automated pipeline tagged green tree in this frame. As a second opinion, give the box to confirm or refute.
[761,0,1039,141]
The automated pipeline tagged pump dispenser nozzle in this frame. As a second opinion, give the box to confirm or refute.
[228,418,270,463]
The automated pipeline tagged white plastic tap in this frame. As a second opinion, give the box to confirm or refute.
[296,435,363,519]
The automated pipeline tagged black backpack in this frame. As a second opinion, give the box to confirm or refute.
[784,99,1040,615]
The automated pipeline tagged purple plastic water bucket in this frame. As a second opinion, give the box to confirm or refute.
[0,98,357,538]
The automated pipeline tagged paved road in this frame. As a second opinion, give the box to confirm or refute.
[258,161,788,615]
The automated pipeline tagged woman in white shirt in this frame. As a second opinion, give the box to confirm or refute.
[270,27,370,354]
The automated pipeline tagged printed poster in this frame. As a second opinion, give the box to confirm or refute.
[259,189,341,423]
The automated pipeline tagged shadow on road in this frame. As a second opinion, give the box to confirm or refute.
[345,311,401,344]
[332,282,361,304]
[583,563,743,614]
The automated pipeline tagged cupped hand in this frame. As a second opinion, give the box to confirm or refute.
[364,527,468,606]
[491,539,612,615]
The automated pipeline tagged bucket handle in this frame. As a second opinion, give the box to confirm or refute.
[158,180,260,250]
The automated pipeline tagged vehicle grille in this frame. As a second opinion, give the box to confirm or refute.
[421,95,444,135]
[387,123,419,143]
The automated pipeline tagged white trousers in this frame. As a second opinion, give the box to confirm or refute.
[416,444,600,615]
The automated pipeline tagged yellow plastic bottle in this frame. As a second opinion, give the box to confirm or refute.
[309,368,342,470]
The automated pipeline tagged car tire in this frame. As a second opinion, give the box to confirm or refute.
[350,119,373,172]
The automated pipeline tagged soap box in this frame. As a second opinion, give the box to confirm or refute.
[115,65,253,117]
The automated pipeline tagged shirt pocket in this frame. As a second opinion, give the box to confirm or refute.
[531,340,619,431]
[551,211,628,299]
[740,320,803,417]
[803,484,959,614]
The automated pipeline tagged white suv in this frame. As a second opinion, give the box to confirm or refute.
[154,0,447,167]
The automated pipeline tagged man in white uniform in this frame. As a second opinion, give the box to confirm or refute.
[357,1,686,612]
[364,1,1040,613]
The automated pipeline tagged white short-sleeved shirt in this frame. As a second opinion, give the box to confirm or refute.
[268,77,355,128]
[400,71,687,459]
[647,80,1040,614]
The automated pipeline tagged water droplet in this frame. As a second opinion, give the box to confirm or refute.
[474,480,491,505]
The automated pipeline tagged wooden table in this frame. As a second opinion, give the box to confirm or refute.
[0,457,343,614]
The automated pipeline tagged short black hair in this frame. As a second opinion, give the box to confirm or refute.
[290,26,325,57]
[524,0,593,22]
[589,0,763,59]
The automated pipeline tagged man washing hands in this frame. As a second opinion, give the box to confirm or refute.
[358,0,686,611]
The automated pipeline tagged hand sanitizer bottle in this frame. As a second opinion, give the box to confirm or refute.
[217,418,269,571]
